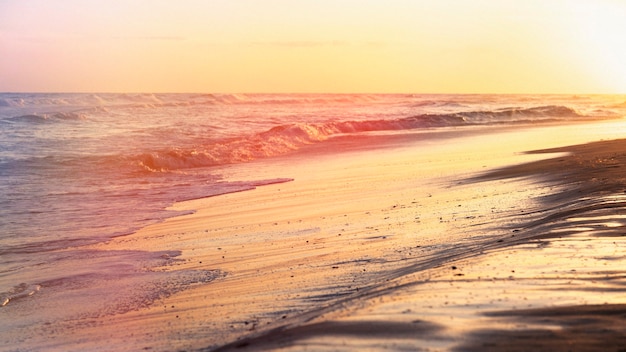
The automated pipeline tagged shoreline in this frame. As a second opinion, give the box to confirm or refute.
[3,120,626,351]
[216,131,626,351]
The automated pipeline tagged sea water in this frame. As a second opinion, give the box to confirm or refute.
[0,93,624,311]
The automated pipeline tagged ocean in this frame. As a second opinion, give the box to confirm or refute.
[1,93,626,348]
[2,94,623,251]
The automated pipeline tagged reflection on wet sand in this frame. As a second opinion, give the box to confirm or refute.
[215,138,626,351]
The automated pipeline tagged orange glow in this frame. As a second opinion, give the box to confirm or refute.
[1,0,625,93]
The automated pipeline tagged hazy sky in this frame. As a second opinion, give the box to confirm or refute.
[1,0,625,93]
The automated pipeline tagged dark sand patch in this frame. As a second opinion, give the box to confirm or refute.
[456,304,626,352]
[212,320,444,351]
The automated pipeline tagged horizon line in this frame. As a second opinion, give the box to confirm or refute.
[2,91,625,96]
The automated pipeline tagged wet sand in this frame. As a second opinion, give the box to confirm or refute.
[218,135,626,351]
[3,121,626,351]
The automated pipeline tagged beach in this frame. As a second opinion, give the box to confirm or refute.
[206,121,626,351]
[3,117,625,351]
[2,95,626,351]
[214,126,626,352]
[4,0,626,350]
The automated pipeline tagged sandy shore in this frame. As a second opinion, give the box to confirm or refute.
[218,133,626,351]
[3,120,626,351]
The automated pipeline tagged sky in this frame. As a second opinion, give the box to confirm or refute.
[1,0,626,94]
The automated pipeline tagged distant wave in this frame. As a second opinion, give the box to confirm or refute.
[103,94,384,108]
[0,93,389,111]
[0,99,18,107]
[132,105,596,172]
[4,112,87,123]
[3,94,626,117]
[422,105,583,124]
[5,114,49,123]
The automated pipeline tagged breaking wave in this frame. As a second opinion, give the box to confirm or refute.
[133,105,592,172]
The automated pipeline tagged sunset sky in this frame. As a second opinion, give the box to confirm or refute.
[1,0,625,93]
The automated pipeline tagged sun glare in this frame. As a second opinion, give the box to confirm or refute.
[566,1,626,92]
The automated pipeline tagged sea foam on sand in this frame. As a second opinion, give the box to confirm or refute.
[4,120,626,351]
